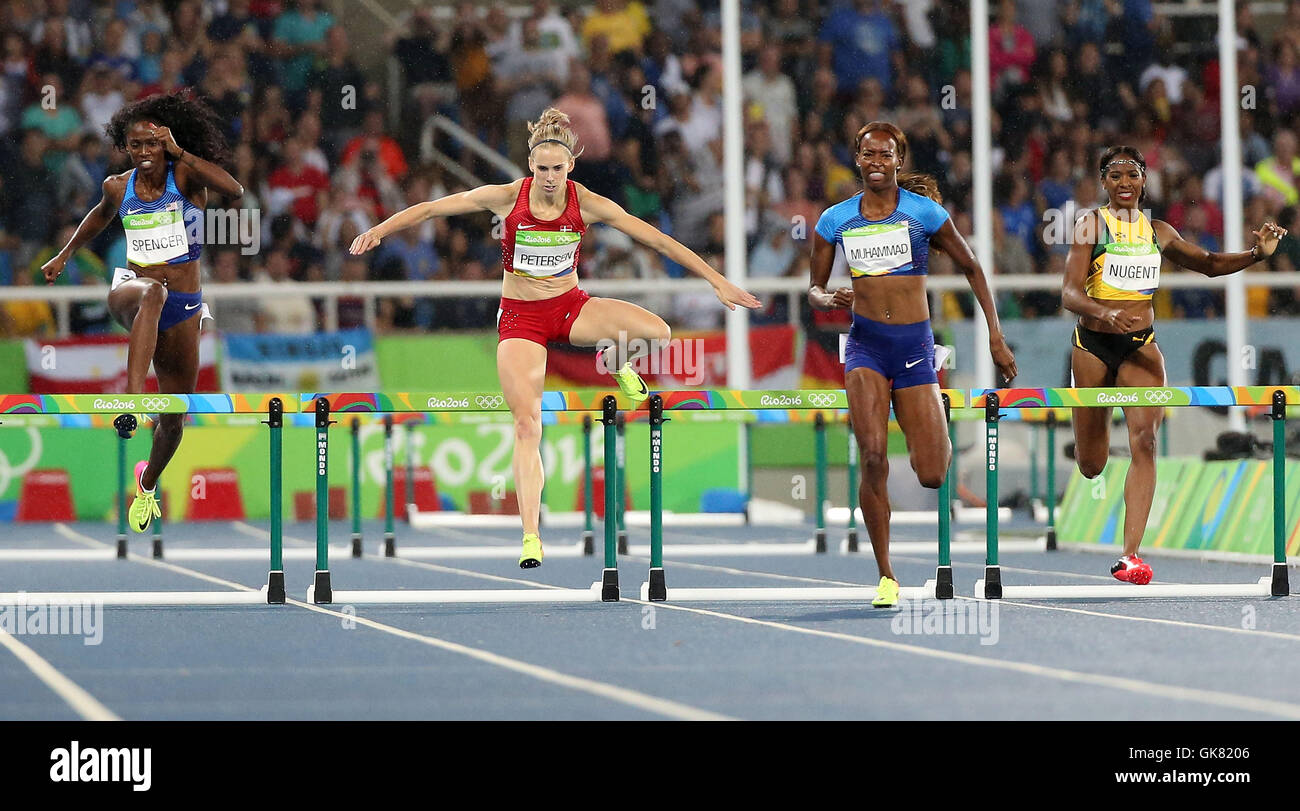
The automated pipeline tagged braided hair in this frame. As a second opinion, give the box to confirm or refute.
[106,90,231,166]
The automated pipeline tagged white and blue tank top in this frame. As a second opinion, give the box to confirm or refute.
[814,187,950,278]
[117,162,203,267]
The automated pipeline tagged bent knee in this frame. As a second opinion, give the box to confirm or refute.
[513,415,542,443]
[140,281,168,309]
[1078,458,1106,479]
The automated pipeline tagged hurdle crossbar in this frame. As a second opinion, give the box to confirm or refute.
[973,386,1294,600]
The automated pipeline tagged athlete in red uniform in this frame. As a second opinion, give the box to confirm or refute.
[351,108,760,567]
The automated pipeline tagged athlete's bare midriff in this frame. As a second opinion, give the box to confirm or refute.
[1078,298,1154,334]
[500,270,579,301]
[124,260,201,294]
[850,273,930,323]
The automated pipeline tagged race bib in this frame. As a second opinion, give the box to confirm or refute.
[123,204,189,266]
[1101,242,1161,291]
[511,230,580,278]
[840,222,913,276]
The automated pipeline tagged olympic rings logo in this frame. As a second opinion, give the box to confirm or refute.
[475,395,505,409]
[1144,390,1174,405]
[142,397,174,411]
[808,392,838,407]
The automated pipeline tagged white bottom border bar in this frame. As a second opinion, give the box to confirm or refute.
[308,582,603,604]
[626,540,818,557]
[638,579,937,602]
[973,576,1275,600]
[839,538,1047,554]
[0,588,269,606]
[387,542,587,559]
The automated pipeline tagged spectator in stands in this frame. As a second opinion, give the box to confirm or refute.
[6,129,57,267]
[339,107,408,181]
[21,74,82,172]
[271,0,334,103]
[1257,129,1300,208]
[989,0,1036,95]
[58,133,108,213]
[137,47,187,99]
[80,64,124,138]
[743,44,797,167]
[308,26,366,157]
[267,137,329,227]
[581,0,652,58]
[255,248,317,333]
[209,247,259,334]
[818,0,899,95]
[497,18,568,167]
[553,63,617,196]
[0,262,55,338]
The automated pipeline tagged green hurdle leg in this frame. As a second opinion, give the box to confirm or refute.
[1272,390,1291,596]
[647,395,666,600]
[616,411,627,555]
[1028,421,1039,516]
[582,413,594,555]
[149,421,164,559]
[313,397,333,603]
[600,396,620,601]
[1160,413,1169,458]
[814,411,827,553]
[744,420,754,525]
[383,415,396,557]
[404,422,416,528]
[1046,410,1057,551]
[936,394,954,599]
[350,418,363,557]
[266,398,285,603]
[846,416,859,553]
[984,392,1002,599]
[116,430,128,559]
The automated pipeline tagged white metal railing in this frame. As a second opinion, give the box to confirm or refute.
[419,114,524,182]
[5,273,1300,336]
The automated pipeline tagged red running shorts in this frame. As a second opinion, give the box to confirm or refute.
[497,286,591,346]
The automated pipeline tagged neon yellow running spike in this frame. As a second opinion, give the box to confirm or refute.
[519,532,543,569]
[613,362,649,402]
[129,489,161,533]
[872,576,899,608]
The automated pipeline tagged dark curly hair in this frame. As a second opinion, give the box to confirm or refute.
[105,91,231,166]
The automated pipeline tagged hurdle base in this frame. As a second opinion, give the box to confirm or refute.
[351,534,362,558]
[814,528,826,553]
[601,568,619,602]
[935,566,954,600]
[266,571,285,604]
[972,577,1275,600]
[982,566,1003,599]
[617,531,628,556]
[115,536,126,559]
[383,536,395,557]
[642,580,939,603]
[151,538,162,559]
[1046,527,1057,551]
[646,567,666,601]
[312,570,333,604]
[582,530,594,556]
[1272,563,1290,597]
[846,528,858,554]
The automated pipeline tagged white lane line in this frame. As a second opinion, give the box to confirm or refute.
[0,629,121,721]
[890,553,1162,583]
[53,524,730,721]
[632,601,1300,720]
[232,520,312,547]
[965,597,1300,642]
[351,555,1300,719]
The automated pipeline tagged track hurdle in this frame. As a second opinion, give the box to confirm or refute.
[0,393,292,605]
[302,392,626,604]
[973,386,1293,600]
[636,389,949,602]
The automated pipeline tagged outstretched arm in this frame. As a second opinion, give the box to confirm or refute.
[350,181,521,254]
[41,178,120,284]
[1153,219,1287,277]
[580,186,761,310]
[930,218,1017,382]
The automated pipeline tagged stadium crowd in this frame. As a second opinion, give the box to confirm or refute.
[2,0,1300,339]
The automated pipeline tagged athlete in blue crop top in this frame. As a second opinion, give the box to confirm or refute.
[41,92,243,534]
[808,121,1017,606]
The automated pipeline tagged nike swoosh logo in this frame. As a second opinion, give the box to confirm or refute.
[127,208,142,215]
[517,224,535,229]
[904,359,924,369]
[184,303,201,310]
[636,379,648,395]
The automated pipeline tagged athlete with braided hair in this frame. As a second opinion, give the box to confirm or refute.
[41,91,244,534]
[1064,145,1287,584]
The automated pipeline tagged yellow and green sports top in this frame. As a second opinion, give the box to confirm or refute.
[1085,205,1162,301]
